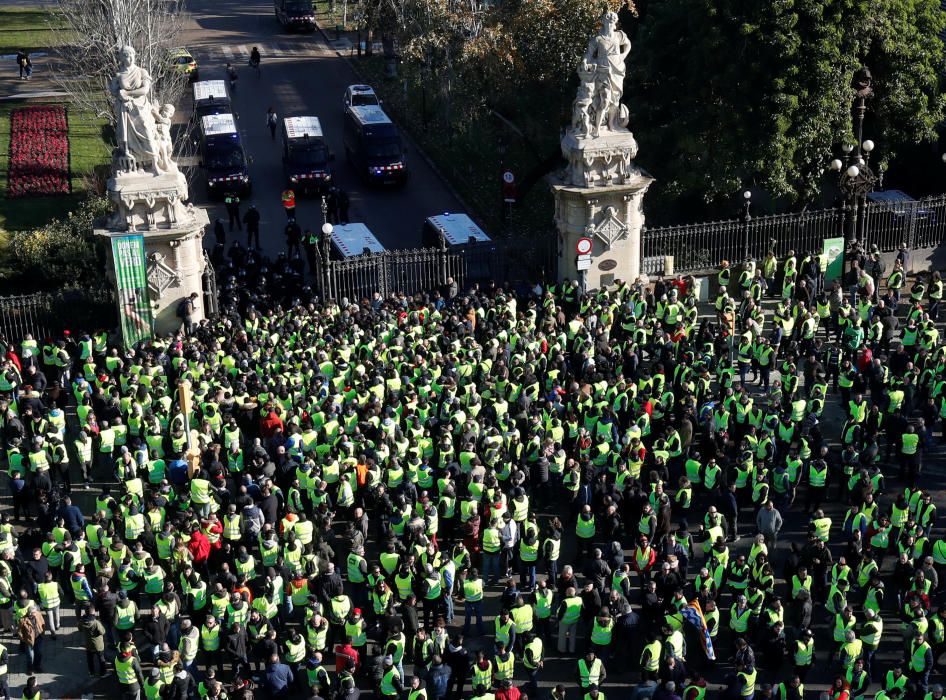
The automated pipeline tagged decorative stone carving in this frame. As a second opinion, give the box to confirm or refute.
[147,251,182,298]
[561,12,642,189]
[110,45,179,176]
[588,206,629,249]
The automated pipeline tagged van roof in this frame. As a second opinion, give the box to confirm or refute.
[284,116,323,140]
[332,223,385,257]
[426,213,491,246]
[201,113,238,137]
[349,105,391,126]
[193,80,228,103]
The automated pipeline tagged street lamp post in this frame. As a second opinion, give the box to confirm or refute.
[829,66,878,277]
[742,190,752,261]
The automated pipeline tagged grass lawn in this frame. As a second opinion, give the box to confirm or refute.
[0,6,71,55]
[0,101,111,232]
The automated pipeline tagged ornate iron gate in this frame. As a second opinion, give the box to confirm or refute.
[316,246,468,301]
[0,289,116,345]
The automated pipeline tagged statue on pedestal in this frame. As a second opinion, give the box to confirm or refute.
[571,11,631,137]
[109,45,178,175]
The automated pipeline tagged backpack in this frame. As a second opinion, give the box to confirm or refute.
[176,299,190,319]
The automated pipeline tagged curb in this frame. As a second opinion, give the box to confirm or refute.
[312,20,485,235]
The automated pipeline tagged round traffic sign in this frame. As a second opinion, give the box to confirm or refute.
[576,237,593,255]
[502,170,515,184]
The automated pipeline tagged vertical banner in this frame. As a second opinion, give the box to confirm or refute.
[823,237,844,283]
[110,234,153,347]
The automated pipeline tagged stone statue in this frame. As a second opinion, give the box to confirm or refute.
[571,60,596,137]
[110,45,177,175]
[580,11,631,133]
[152,103,179,174]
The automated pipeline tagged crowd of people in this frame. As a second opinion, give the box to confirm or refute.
[0,241,945,700]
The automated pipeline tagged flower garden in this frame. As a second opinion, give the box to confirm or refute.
[7,105,71,198]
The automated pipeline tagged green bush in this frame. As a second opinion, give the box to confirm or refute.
[2,195,110,293]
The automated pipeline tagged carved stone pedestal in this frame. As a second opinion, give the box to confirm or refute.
[96,166,209,337]
[552,128,653,290]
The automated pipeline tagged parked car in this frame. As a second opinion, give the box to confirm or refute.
[343,84,381,111]
[169,47,198,81]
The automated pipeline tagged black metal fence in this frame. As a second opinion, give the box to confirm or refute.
[317,247,467,301]
[862,193,946,252]
[642,193,946,275]
[315,234,557,301]
[0,288,116,345]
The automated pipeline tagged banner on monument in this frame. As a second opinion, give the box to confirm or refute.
[111,234,153,347]
[823,236,844,283]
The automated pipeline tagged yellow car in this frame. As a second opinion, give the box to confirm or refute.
[169,47,198,81]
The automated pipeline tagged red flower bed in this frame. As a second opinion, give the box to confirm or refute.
[7,106,71,198]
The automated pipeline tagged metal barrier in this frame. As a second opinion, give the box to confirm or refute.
[643,193,946,274]
[0,288,116,345]
[863,194,946,252]
[313,232,557,301]
[316,246,466,301]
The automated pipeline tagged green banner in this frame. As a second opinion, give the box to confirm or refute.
[823,236,844,283]
[111,234,153,347]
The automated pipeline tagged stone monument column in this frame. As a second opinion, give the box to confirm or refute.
[95,45,209,337]
[551,12,653,290]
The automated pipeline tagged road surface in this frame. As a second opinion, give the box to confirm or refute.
[178,0,464,256]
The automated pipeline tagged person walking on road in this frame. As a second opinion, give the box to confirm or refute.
[225,194,241,232]
[326,187,340,224]
[17,604,44,674]
[337,187,351,224]
[243,205,260,248]
[79,606,107,678]
[285,220,302,258]
[16,50,29,80]
[304,229,319,275]
[266,107,278,140]
[282,188,296,221]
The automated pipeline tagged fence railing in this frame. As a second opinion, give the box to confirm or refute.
[643,193,946,275]
[0,288,116,346]
[314,233,557,301]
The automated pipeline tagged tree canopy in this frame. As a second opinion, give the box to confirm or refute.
[627,0,946,217]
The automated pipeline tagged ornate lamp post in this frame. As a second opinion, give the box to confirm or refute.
[829,66,878,271]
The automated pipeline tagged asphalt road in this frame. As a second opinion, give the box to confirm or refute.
[177,0,463,256]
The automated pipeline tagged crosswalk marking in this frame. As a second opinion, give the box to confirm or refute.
[193,40,324,64]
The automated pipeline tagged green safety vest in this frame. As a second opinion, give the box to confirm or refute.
[561,596,582,624]
[37,582,59,609]
[464,578,483,602]
[578,658,603,687]
[115,655,137,685]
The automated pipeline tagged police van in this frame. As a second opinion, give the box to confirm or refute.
[199,113,251,197]
[422,212,491,248]
[423,212,494,281]
[282,116,333,194]
[274,0,316,31]
[342,104,407,186]
[330,223,385,260]
[192,80,231,119]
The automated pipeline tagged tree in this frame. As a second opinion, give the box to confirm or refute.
[628,0,945,219]
[4,197,110,293]
[50,0,189,125]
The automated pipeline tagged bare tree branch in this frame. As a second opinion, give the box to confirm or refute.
[49,0,189,127]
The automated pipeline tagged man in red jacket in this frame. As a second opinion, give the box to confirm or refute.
[188,526,210,565]
[259,405,284,438]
